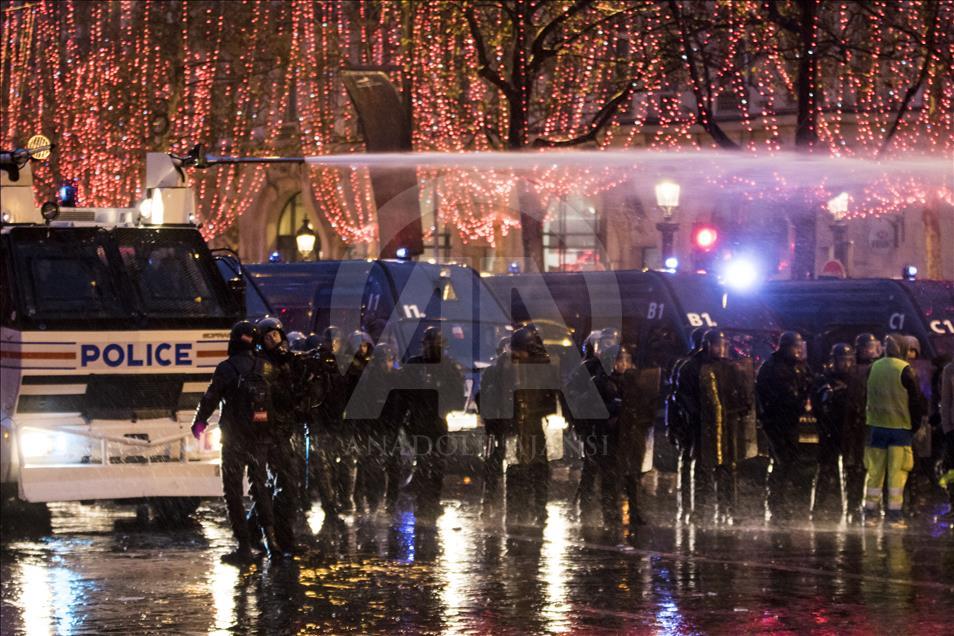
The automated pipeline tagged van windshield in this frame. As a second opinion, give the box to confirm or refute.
[6,227,128,327]
[115,228,229,321]
[6,226,237,330]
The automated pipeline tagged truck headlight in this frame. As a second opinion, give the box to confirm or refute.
[446,411,479,432]
[20,430,64,458]
[544,414,567,431]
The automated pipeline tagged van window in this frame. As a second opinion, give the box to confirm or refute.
[9,229,127,325]
[117,232,227,320]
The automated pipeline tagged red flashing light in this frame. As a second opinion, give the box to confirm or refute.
[692,225,719,251]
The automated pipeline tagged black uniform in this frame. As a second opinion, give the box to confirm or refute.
[398,341,465,522]
[257,345,305,549]
[306,343,348,518]
[351,346,404,514]
[607,357,661,529]
[756,349,815,521]
[811,365,852,518]
[477,353,510,510]
[672,350,706,518]
[506,340,559,526]
[565,355,607,520]
[194,349,276,555]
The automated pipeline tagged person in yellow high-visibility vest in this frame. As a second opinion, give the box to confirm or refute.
[864,334,925,528]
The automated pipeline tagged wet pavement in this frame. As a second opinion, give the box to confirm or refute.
[2,476,953,635]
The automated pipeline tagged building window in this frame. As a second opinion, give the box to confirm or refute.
[543,195,601,271]
[275,192,315,263]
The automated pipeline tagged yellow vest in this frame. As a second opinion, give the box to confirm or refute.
[866,357,911,430]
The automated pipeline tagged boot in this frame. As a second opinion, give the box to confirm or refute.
[263,526,287,559]
[221,541,255,565]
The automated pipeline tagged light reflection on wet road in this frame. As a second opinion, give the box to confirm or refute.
[2,488,952,634]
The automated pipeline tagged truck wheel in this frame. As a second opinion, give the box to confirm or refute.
[148,497,201,527]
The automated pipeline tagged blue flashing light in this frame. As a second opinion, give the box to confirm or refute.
[58,180,77,207]
[396,247,410,260]
[268,251,282,263]
[721,257,760,292]
[664,256,679,271]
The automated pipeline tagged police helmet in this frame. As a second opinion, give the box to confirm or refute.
[322,325,344,353]
[304,332,322,352]
[690,326,706,351]
[703,329,730,360]
[347,330,374,358]
[778,331,804,349]
[256,316,285,338]
[830,342,855,360]
[287,331,306,351]
[495,336,511,357]
[510,326,546,353]
[599,327,620,350]
[582,330,602,359]
[228,320,259,356]
[371,342,396,368]
[854,332,880,362]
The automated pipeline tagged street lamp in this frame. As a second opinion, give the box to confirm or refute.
[654,179,681,263]
[295,218,318,260]
[826,192,851,273]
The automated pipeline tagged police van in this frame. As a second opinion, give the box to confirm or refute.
[1,150,243,520]
[764,278,954,397]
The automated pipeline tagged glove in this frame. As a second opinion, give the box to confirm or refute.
[191,420,208,439]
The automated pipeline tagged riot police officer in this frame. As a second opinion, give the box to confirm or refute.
[566,329,610,522]
[342,330,375,514]
[811,343,855,520]
[350,343,404,515]
[398,327,465,523]
[191,321,281,562]
[477,336,512,514]
[842,333,880,522]
[691,330,751,522]
[666,327,706,519]
[504,326,559,527]
[756,331,815,523]
[253,317,305,551]
[306,326,349,521]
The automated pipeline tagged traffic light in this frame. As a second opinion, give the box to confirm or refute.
[690,223,720,271]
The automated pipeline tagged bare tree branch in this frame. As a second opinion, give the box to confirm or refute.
[528,0,596,73]
[879,1,939,156]
[667,0,740,149]
[763,0,800,34]
[533,70,646,147]
[463,5,515,99]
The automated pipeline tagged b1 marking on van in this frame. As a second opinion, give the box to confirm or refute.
[687,312,717,327]
[80,343,193,367]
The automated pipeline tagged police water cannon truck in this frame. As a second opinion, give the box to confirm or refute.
[1,144,245,521]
